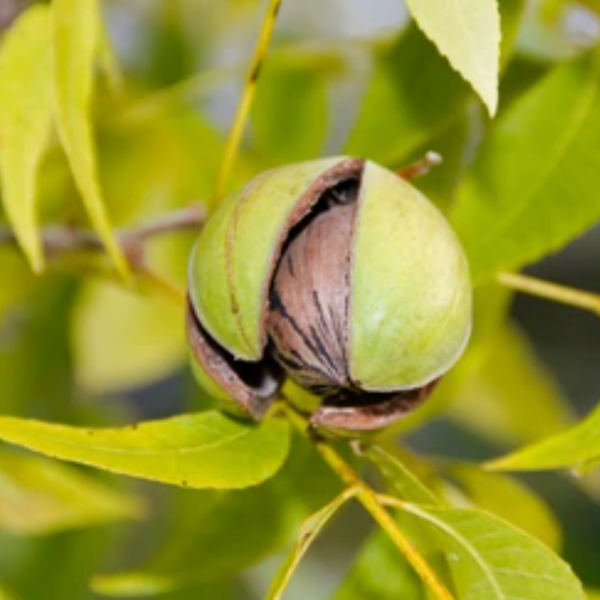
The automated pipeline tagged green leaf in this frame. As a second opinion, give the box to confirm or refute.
[0,586,18,600]
[0,6,52,272]
[0,450,143,535]
[72,280,185,393]
[364,445,441,506]
[91,437,341,597]
[51,0,128,278]
[344,26,472,167]
[451,50,600,283]
[0,411,290,489]
[446,322,574,447]
[334,530,425,600]
[443,464,562,550]
[403,0,500,115]
[398,503,585,600]
[486,402,600,472]
[251,62,328,165]
[264,487,356,600]
[587,590,600,600]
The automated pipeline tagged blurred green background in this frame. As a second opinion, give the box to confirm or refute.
[1,0,600,599]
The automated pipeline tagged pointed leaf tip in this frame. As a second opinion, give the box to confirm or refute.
[51,0,129,279]
[403,0,500,116]
[0,5,53,272]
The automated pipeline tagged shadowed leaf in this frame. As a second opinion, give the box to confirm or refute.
[264,487,356,600]
[451,50,600,283]
[0,451,143,535]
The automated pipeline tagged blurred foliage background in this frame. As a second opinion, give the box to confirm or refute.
[1,0,600,599]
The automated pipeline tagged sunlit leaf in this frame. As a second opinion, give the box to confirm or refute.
[443,464,562,550]
[403,0,500,115]
[264,487,356,600]
[251,62,328,165]
[451,50,600,283]
[72,280,185,393]
[92,438,341,597]
[0,6,52,271]
[487,402,600,472]
[447,322,574,447]
[397,503,585,600]
[0,411,290,489]
[334,530,425,600]
[51,0,128,277]
[587,589,600,600]
[0,451,143,535]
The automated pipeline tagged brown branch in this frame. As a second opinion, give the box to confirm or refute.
[0,204,205,266]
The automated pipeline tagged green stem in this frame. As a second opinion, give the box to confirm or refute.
[498,271,600,317]
[282,404,455,600]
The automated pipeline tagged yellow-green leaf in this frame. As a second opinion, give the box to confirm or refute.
[0,412,290,489]
[51,0,128,278]
[72,280,185,393]
[487,402,600,473]
[0,6,52,272]
[451,51,600,283]
[403,0,500,115]
[0,450,143,535]
[264,487,356,600]
[444,464,562,550]
[364,445,441,506]
[399,503,585,600]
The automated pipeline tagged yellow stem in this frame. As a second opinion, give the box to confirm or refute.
[211,0,283,208]
[282,404,455,600]
[497,271,600,317]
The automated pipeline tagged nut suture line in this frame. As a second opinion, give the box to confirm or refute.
[187,157,473,434]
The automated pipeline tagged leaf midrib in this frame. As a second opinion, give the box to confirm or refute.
[471,54,600,265]
[404,504,505,600]
[0,418,254,458]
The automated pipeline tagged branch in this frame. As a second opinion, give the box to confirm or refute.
[281,403,455,600]
[0,204,204,307]
[498,271,600,317]
[0,204,204,261]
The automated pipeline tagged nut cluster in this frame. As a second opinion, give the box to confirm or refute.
[187,157,471,433]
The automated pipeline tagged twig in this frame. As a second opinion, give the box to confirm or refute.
[0,204,204,307]
[211,0,284,207]
[281,403,455,600]
[0,204,204,262]
[498,271,600,317]
[397,152,443,180]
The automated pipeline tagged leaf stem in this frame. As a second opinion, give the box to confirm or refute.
[211,0,283,208]
[497,271,600,317]
[397,151,443,180]
[282,404,455,600]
